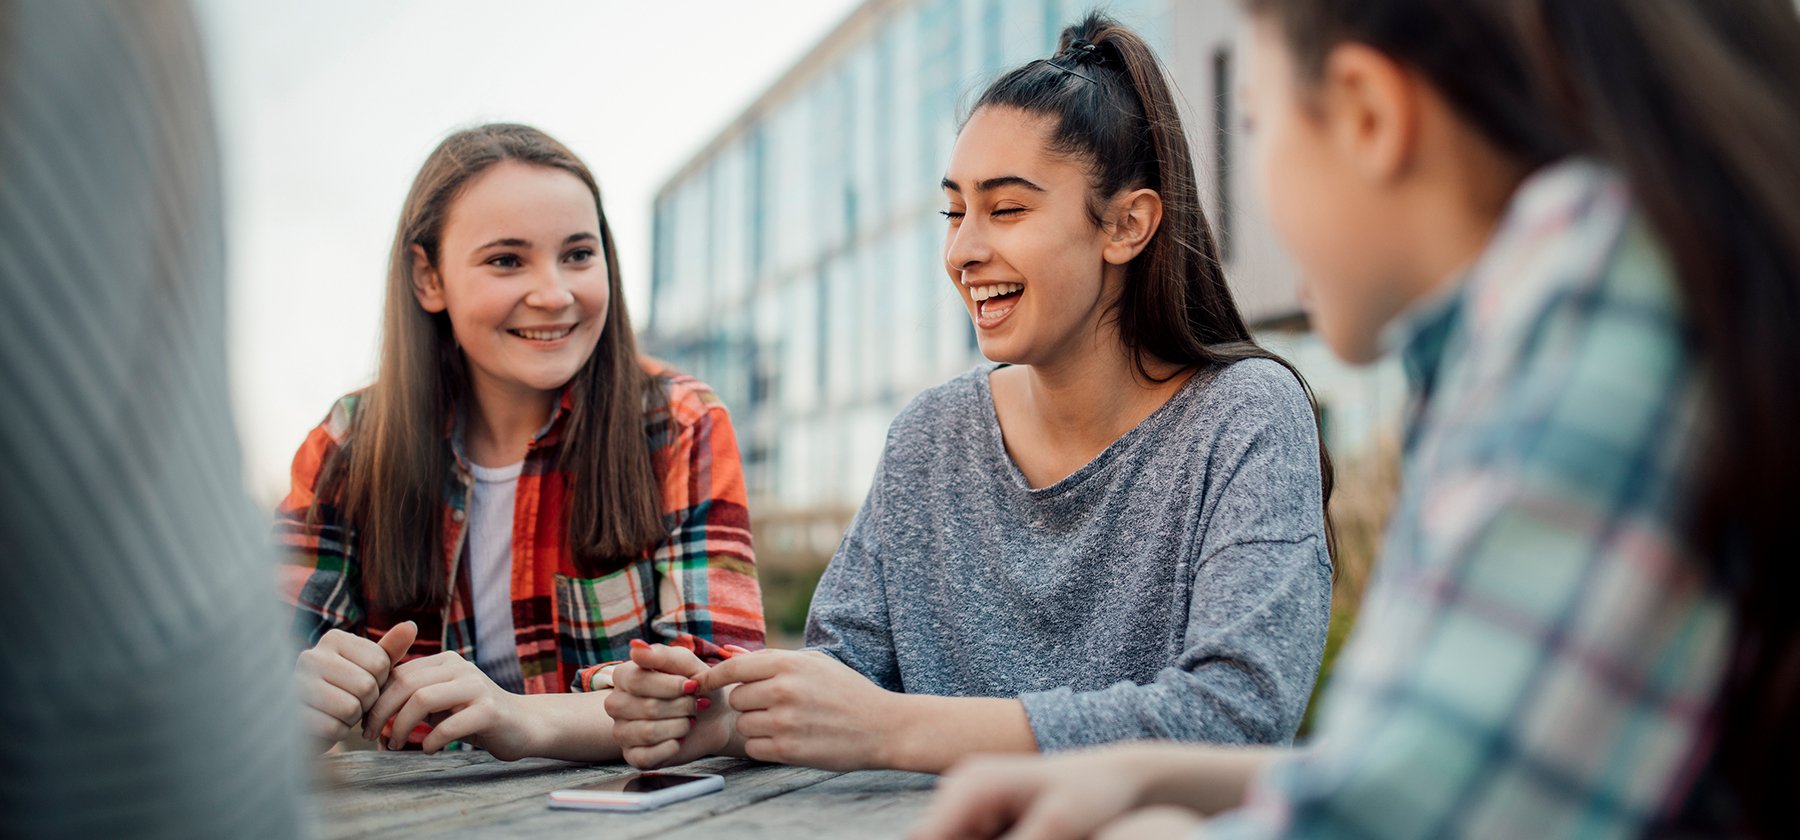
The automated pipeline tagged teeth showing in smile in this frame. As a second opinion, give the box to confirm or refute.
[969,282,1023,302]
[509,326,574,341]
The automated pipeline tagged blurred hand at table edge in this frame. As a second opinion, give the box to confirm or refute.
[909,742,1271,840]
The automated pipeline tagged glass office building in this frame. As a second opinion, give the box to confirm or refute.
[646,0,1402,533]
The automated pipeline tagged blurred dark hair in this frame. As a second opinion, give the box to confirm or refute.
[967,11,1338,565]
[1243,0,1800,833]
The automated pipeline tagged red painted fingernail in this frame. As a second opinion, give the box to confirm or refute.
[695,697,712,712]
[630,639,650,649]
[682,679,699,695]
[688,716,698,725]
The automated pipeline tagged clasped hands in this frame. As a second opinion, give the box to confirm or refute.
[295,621,541,759]
[604,641,906,772]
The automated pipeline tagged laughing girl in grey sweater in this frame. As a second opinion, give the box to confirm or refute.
[605,14,1333,774]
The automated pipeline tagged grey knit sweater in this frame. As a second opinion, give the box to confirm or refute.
[804,359,1333,750]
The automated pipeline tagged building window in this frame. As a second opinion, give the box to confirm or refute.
[816,270,831,394]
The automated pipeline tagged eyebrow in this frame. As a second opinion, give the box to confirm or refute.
[940,175,1047,194]
[473,232,599,251]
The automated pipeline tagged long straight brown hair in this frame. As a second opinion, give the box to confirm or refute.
[969,12,1338,563]
[1242,0,1800,834]
[317,123,667,613]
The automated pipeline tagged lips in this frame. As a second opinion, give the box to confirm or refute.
[507,324,575,341]
[973,287,1022,330]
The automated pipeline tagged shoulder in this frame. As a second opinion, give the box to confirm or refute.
[639,356,730,435]
[1190,356,1315,434]
[887,363,993,439]
[310,388,369,446]
[281,388,369,508]
[1424,207,1694,496]
[1207,356,1308,403]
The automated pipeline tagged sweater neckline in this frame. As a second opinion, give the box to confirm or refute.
[973,362,1212,499]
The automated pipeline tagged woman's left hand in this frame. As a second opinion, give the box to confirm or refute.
[364,651,538,759]
[695,649,903,771]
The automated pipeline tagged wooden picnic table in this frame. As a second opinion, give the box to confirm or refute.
[317,750,938,839]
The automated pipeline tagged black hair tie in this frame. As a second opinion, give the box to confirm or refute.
[1067,39,1109,67]
[1039,37,1111,85]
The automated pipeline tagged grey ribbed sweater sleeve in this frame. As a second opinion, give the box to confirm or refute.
[805,476,904,691]
[0,3,313,837]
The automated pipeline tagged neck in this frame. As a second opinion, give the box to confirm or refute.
[465,375,556,468]
[1403,122,1533,305]
[1016,317,1188,447]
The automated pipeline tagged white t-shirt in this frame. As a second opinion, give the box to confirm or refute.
[468,460,527,693]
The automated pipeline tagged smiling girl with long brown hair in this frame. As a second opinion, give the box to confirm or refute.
[277,123,764,760]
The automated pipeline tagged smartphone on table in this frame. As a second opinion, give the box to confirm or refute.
[546,772,724,812]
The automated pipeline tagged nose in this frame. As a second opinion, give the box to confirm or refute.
[943,215,990,282]
[523,263,577,310]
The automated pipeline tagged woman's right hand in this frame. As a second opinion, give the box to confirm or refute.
[912,742,1269,840]
[910,747,1169,840]
[294,621,417,749]
[604,640,740,768]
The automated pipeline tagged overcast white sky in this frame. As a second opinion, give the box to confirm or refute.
[191,1,860,503]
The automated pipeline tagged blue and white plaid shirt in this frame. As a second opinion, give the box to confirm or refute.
[1206,159,1733,838]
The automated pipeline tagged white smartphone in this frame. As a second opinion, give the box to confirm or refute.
[546,772,725,812]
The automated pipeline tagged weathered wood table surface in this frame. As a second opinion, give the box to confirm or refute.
[317,751,938,838]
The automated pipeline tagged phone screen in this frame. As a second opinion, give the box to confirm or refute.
[565,773,712,794]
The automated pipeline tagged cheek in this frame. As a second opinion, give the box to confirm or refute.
[439,278,505,335]
[1256,129,1390,363]
[1259,126,1336,280]
[573,270,611,319]
[1020,217,1103,292]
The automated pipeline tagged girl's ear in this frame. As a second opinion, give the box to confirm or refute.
[1101,188,1164,266]
[1320,42,1417,184]
[410,243,447,313]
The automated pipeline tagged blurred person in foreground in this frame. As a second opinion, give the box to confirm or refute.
[914,0,1800,837]
[0,1,311,837]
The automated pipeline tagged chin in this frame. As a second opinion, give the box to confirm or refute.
[520,369,582,393]
[973,333,1028,366]
[1318,322,1385,366]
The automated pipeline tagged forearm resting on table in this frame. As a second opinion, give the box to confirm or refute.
[705,692,1036,772]
[515,690,625,762]
[1125,741,1280,816]
[888,695,1038,773]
